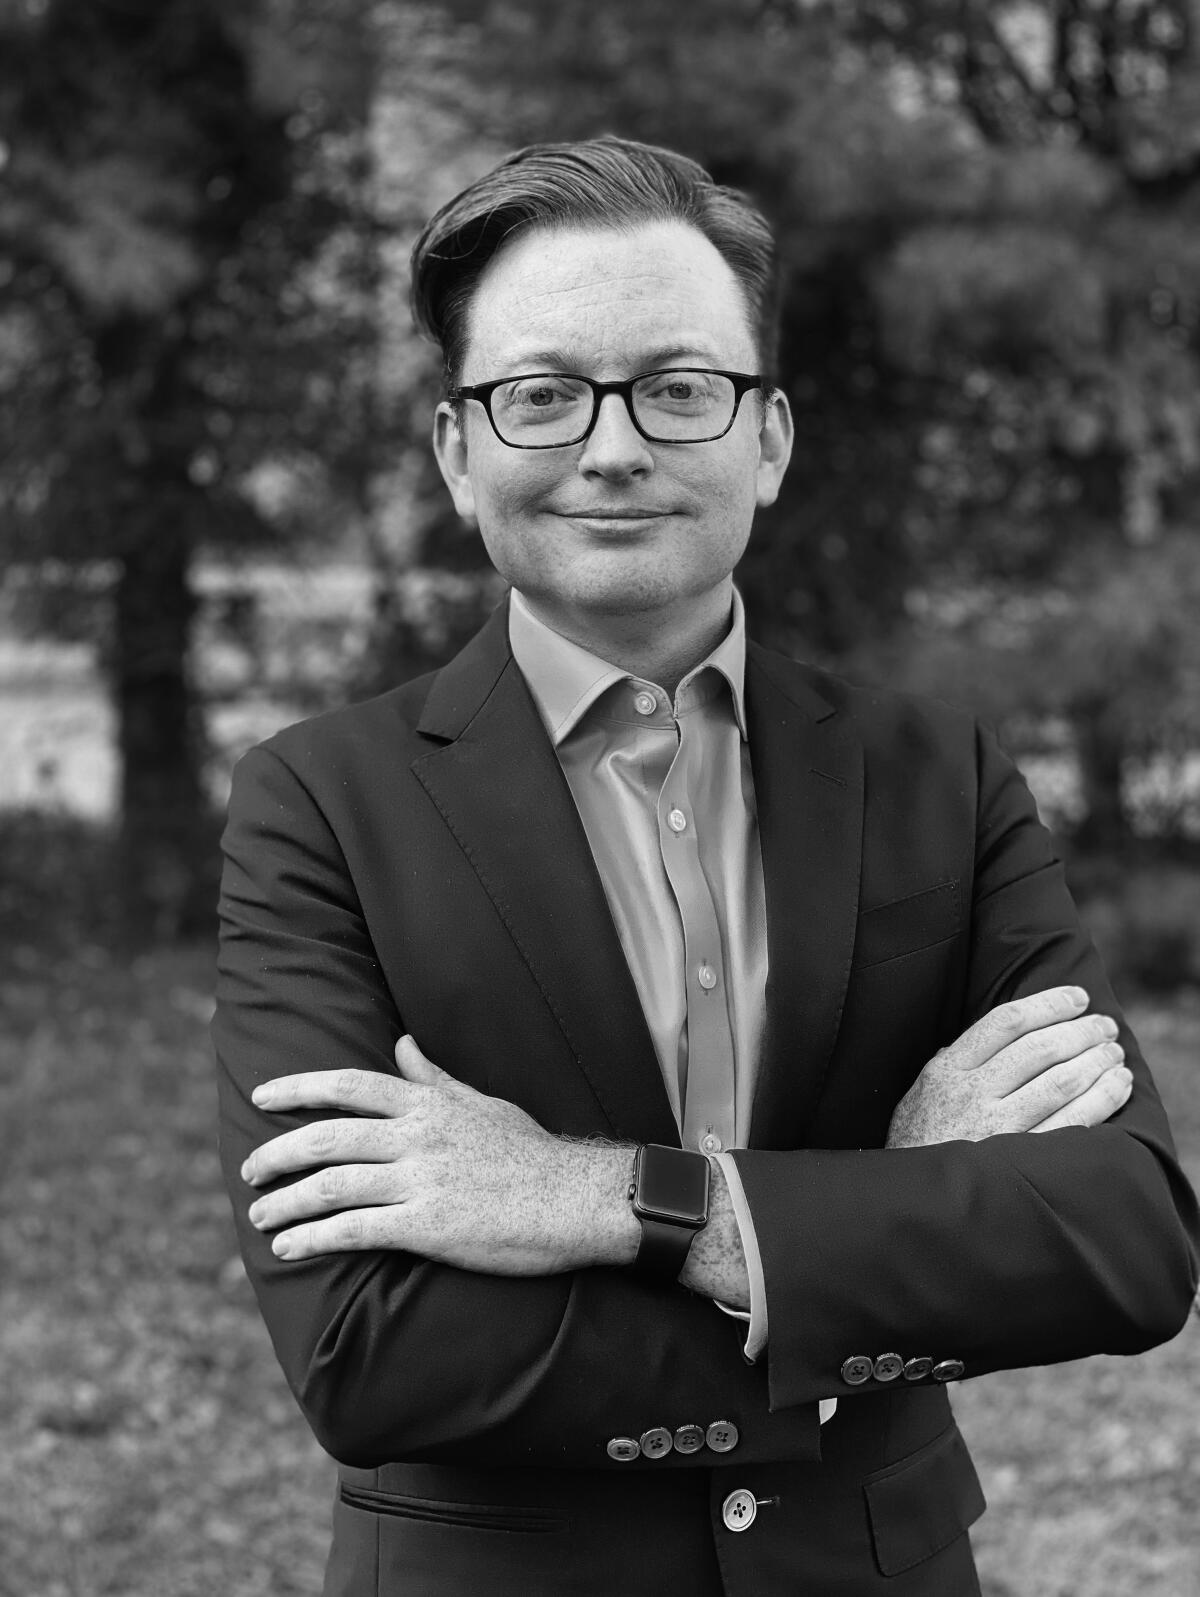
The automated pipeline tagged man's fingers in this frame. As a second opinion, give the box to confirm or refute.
[942,987,1091,1071]
[393,1034,448,1086]
[241,1117,400,1187]
[1029,1065,1134,1133]
[1003,1045,1129,1132]
[271,1206,404,1261]
[990,1014,1122,1095]
[249,1162,403,1232]
[252,1068,408,1117]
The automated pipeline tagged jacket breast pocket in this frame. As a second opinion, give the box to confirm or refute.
[339,1483,567,1535]
[864,1422,986,1577]
[852,880,961,971]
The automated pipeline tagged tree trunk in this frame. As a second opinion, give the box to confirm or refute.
[1074,712,1132,856]
[112,515,211,942]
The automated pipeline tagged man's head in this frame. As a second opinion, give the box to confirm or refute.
[411,136,781,390]
[411,138,793,648]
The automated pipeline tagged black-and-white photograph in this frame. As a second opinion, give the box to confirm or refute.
[2,3,1198,1594]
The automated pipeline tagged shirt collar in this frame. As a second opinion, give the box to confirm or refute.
[508,586,749,746]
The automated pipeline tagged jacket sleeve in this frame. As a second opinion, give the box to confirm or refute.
[731,721,1199,1415]
[213,742,821,1471]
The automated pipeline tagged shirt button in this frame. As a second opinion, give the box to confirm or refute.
[634,691,657,716]
[697,965,718,990]
[699,1130,723,1155]
[705,1420,739,1454]
[639,1426,673,1460]
[673,1423,705,1455]
[606,1437,640,1462]
[721,1488,757,1533]
[667,808,688,833]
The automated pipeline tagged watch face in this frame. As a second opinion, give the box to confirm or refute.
[636,1146,710,1226]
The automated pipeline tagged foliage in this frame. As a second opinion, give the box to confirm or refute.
[0,0,385,935]
[5,0,1200,926]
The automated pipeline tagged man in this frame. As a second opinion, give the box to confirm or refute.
[214,137,1198,1596]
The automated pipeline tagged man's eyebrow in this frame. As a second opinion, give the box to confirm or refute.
[493,342,731,374]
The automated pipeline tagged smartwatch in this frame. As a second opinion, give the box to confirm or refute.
[629,1143,711,1281]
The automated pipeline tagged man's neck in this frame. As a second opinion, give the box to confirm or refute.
[513,585,735,698]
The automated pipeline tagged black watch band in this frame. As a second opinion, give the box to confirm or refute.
[634,1214,703,1279]
[629,1144,711,1281]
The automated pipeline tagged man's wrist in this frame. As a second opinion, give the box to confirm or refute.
[559,1138,640,1267]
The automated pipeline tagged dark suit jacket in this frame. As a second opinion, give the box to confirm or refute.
[214,601,1199,1597]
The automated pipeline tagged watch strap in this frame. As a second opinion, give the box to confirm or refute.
[634,1214,700,1281]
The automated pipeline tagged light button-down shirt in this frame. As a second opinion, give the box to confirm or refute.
[508,587,771,1356]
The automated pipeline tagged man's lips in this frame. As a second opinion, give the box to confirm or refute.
[553,508,671,521]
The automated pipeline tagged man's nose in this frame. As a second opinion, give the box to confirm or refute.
[577,392,654,477]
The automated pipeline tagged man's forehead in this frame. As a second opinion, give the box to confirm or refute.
[462,219,756,376]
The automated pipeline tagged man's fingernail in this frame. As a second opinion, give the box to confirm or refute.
[1068,987,1088,1006]
[248,1202,264,1224]
[240,1161,255,1184]
[252,1083,275,1106]
[273,1235,293,1258]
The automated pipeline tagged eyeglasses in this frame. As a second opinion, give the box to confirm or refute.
[450,368,764,449]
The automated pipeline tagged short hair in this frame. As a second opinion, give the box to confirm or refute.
[410,135,781,390]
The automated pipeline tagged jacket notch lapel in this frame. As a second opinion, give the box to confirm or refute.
[746,646,864,1148]
[414,612,676,1145]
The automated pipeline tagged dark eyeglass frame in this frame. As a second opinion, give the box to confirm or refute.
[449,367,765,448]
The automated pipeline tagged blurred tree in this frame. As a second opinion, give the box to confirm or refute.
[0,0,383,935]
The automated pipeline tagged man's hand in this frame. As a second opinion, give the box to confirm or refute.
[242,1036,641,1271]
[886,986,1133,1149]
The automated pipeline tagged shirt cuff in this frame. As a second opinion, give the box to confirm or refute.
[711,1153,838,1428]
[712,1152,768,1360]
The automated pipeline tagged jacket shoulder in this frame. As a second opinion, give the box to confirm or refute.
[750,642,980,752]
[243,672,440,778]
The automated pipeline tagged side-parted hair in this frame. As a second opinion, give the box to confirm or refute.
[409,135,781,390]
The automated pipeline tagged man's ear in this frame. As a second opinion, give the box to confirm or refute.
[433,402,478,525]
[755,388,794,510]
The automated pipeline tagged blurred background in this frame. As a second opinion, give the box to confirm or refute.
[1,3,1197,1594]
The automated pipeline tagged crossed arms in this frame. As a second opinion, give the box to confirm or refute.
[213,724,1199,1469]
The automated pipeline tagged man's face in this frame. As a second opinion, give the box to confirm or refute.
[433,219,793,626]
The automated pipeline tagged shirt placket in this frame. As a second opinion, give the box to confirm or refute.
[656,693,738,1157]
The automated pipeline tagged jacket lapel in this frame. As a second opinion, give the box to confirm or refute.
[745,643,864,1149]
[412,604,678,1145]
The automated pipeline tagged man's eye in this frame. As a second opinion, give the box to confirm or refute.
[507,381,571,409]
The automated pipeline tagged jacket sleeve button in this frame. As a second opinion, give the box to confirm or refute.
[902,1356,933,1382]
[705,1420,740,1453]
[932,1358,966,1383]
[606,1437,641,1462]
[872,1352,904,1382]
[639,1426,673,1459]
[840,1355,874,1386]
[673,1424,705,1455]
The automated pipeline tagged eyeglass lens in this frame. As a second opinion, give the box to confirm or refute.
[490,371,738,444]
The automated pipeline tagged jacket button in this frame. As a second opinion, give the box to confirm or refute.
[639,1426,673,1459]
[721,1488,757,1532]
[840,1355,874,1386]
[705,1420,740,1453]
[606,1437,640,1462]
[903,1356,933,1382]
[673,1423,705,1455]
[873,1352,904,1382]
[932,1358,966,1383]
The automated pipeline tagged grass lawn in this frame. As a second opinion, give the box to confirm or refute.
[1,943,1196,1597]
